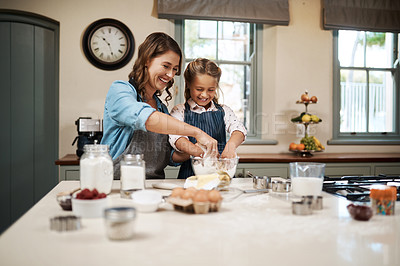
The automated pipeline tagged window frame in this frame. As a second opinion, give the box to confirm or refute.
[329,30,400,145]
[174,19,277,144]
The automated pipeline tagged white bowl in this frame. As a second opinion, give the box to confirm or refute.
[72,197,108,218]
[130,190,162,213]
[191,157,239,178]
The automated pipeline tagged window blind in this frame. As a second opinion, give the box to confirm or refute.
[157,0,289,25]
[323,0,400,32]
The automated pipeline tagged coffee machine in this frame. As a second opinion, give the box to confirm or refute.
[72,117,103,157]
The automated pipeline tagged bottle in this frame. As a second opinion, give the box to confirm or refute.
[120,154,145,196]
[370,185,396,215]
[80,144,113,194]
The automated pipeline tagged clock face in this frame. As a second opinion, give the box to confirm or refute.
[83,19,135,70]
[90,26,128,63]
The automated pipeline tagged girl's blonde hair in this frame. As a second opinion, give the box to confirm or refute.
[184,58,222,104]
[128,32,182,103]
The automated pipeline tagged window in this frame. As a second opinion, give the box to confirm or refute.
[331,30,400,144]
[174,20,272,143]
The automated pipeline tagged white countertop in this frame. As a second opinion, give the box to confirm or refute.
[0,179,399,266]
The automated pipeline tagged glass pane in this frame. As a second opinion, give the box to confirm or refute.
[218,64,250,127]
[338,30,365,67]
[218,22,250,61]
[368,71,394,132]
[366,32,394,68]
[340,70,367,132]
[184,20,216,59]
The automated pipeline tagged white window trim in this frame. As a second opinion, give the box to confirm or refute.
[329,30,400,145]
[174,20,277,145]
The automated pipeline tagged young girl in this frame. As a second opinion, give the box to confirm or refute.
[169,58,247,179]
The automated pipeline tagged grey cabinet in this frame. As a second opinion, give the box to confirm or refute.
[1,11,59,234]
[59,162,400,181]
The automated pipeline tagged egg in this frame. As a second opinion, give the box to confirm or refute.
[181,189,196,200]
[208,190,222,203]
[193,190,209,202]
[171,187,184,198]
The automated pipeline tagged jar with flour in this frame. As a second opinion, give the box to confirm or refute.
[80,144,113,194]
[120,154,145,196]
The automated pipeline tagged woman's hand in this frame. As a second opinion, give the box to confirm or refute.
[145,112,218,157]
[195,131,218,158]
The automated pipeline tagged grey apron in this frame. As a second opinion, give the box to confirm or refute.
[113,129,172,180]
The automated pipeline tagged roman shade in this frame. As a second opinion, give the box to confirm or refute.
[323,0,400,32]
[157,0,289,25]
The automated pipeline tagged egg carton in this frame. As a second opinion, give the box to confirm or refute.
[166,196,222,214]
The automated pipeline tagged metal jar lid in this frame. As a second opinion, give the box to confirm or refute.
[104,207,136,221]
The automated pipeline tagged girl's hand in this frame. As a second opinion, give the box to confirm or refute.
[221,141,237,159]
[221,149,237,159]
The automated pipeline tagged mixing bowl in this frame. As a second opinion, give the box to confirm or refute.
[191,156,239,178]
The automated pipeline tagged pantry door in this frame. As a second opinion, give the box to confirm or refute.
[0,10,59,233]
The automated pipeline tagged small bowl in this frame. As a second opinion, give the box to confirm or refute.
[131,190,162,213]
[72,197,108,218]
[57,195,72,211]
[191,156,239,178]
[347,204,373,221]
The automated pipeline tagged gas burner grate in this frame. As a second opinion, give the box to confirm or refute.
[323,174,400,202]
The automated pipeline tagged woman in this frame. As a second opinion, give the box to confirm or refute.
[101,32,217,179]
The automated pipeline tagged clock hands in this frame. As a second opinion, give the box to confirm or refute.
[100,36,115,57]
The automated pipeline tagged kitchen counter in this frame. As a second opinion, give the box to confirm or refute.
[0,179,399,266]
[55,153,400,165]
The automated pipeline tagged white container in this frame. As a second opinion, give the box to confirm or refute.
[130,190,162,213]
[72,197,108,218]
[120,154,145,192]
[80,144,113,194]
[290,162,325,196]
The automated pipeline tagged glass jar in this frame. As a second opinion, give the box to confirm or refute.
[80,144,113,194]
[120,154,145,197]
[104,207,136,240]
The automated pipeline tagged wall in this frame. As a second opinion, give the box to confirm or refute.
[1,0,399,157]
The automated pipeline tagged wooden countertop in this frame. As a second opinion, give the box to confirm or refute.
[55,153,400,165]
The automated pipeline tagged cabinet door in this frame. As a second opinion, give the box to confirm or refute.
[325,163,371,177]
[374,164,400,176]
[239,163,289,178]
[0,12,59,233]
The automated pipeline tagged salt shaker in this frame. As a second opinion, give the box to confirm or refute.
[80,144,113,194]
[120,154,145,197]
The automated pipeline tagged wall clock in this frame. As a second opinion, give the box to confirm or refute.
[82,18,135,70]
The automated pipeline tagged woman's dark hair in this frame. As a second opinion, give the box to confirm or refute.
[128,32,182,103]
[184,58,222,104]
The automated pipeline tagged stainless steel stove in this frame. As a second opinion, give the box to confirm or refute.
[323,174,400,202]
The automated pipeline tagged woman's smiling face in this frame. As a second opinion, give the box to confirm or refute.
[146,50,180,93]
[189,74,218,109]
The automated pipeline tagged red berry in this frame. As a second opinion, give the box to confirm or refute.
[98,193,106,199]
